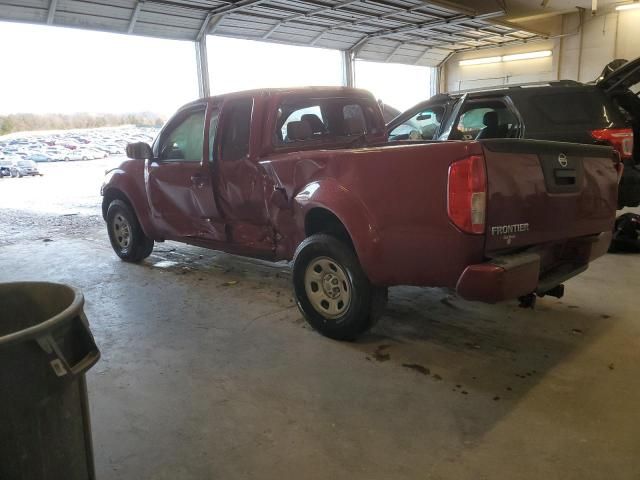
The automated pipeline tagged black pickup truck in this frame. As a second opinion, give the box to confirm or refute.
[388,57,640,209]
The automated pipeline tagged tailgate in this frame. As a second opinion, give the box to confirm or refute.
[481,139,618,253]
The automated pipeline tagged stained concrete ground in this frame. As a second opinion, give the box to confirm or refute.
[1,161,639,479]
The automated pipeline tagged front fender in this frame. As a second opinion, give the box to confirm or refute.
[102,168,158,239]
[294,179,384,284]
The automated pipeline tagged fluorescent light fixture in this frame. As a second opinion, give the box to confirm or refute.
[459,56,502,66]
[616,2,640,10]
[503,50,552,62]
[459,50,552,66]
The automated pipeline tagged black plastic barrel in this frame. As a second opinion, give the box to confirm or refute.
[0,282,100,480]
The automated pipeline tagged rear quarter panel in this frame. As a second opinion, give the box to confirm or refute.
[262,141,487,287]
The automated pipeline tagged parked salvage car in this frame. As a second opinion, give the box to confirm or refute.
[26,152,54,163]
[12,159,42,177]
[388,57,640,209]
[101,87,619,340]
[63,150,89,161]
[0,159,13,177]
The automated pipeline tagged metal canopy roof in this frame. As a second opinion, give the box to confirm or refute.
[0,0,547,66]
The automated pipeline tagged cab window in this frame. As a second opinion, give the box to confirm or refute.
[280,105,324,141]
[158,109,205,162]
[276,99,377,145]
[389,106,445,141]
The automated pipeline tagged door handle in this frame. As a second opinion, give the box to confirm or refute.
[191,174,207,188]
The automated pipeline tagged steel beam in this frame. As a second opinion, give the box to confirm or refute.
[128,1,144,34]
[342,50,355,87]
[384,42,404,62]
[262,0,360,40]
[195,36,211,98]
[349,11,504,54]
[47,0,58,25]
[196,12,213,41]
[208,15,227,35]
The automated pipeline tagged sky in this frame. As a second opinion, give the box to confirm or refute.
[0,21,431,116]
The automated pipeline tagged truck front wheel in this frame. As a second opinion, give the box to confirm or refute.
[292,234,386,341]
[106,199,154,262]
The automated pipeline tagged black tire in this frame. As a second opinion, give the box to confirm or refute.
[292,233,387,341]
[106,199,154,262]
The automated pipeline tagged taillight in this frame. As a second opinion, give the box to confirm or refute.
[590,128,634,158]
[447,155,487,234]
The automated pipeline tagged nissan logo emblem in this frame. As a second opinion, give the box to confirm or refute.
[558,153,568,168]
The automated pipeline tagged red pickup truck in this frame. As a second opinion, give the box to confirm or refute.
[101,87,618,340]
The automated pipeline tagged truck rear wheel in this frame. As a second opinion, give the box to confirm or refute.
[106,199,154,263]
[292,234,386,341]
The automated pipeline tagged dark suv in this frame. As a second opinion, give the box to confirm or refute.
[388,58,640,208]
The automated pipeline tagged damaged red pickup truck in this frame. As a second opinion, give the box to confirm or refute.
[101,87,618,340]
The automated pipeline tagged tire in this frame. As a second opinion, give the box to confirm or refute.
[292,233,387,341]
[106,199,154,262]
[82,156,87,161]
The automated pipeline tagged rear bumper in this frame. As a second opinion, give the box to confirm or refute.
[455,231,611,303]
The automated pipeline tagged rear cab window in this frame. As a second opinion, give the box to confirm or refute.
[275,97,382,147]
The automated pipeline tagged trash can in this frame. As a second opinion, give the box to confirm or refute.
[0,282,100,480]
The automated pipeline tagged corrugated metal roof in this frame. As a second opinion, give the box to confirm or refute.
[0,0,548,66]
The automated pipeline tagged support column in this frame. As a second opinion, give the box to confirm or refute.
[195,36,211,98]
[342,50,355,88]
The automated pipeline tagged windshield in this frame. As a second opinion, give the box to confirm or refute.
[18,160,34,167]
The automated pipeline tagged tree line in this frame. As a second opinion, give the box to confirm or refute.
[0,112,165,136]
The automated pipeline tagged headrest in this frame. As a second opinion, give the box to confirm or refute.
[287,120,312,141]
[344,116,365,135]
[483,111,498,127]
[301,114,325,133]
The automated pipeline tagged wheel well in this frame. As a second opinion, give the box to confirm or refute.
[305,208,354,248]
[102,188,133,220]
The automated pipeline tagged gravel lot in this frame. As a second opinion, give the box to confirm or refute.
[0,158,124,244]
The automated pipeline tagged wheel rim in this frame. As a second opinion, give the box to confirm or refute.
[304,256,352,319]
[112,214,132,250]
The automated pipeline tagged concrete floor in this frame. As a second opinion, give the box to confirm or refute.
[1,219,639,479]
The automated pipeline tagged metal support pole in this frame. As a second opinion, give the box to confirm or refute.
[195,36,211,98]
[342,50,355,87]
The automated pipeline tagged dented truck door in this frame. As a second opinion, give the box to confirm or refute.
[146,103,225,241]
[213,95,275,256]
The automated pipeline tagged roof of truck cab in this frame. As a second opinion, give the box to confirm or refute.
[178,86,377,111]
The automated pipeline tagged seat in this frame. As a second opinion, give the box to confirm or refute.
[343,116,365,136]
[476,110,510,140]
[286,120,312,141]
[301,114,326,135]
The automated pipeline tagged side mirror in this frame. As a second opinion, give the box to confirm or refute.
[126,142,153,160]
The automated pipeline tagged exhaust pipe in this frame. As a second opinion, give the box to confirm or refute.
[519,284,565,308]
